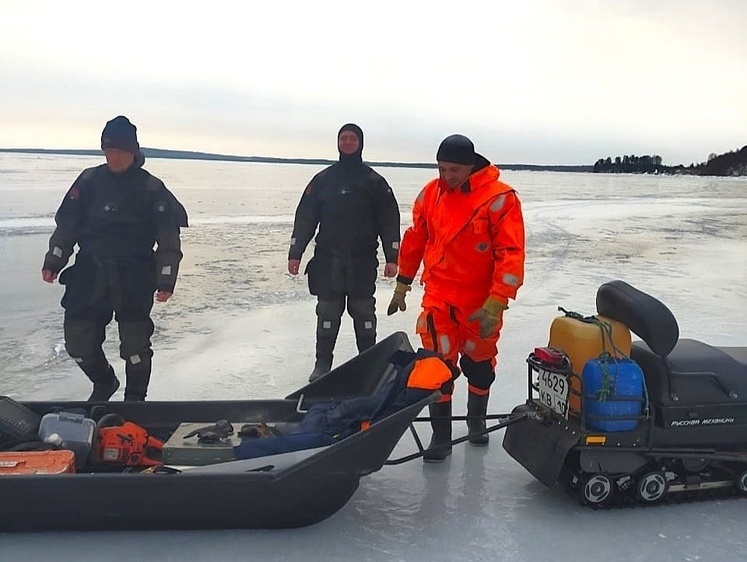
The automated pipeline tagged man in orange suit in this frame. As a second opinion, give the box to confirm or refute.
[388,134,525,461]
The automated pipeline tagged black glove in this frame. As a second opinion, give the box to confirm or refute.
[184,419,234,443]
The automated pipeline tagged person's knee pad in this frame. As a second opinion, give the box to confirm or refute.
[459,355,495,390]
[64,337,109,381]
[315,299,345,338]
[118,320,154,363]
[316,298,345,319]
[346,297,375,320]
[64,320,105,360]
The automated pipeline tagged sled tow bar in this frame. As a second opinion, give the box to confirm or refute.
[384,411,528,465]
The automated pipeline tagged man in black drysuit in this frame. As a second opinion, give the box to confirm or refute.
[288,124,400,382]
[41,115,188,401]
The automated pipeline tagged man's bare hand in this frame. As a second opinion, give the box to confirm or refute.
[155,290,172,303]
[383,263,398,278]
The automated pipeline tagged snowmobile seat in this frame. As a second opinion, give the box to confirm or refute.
[596,280,679,359]
[596,280,746,405]
[631,339,746,405]
[721,346,747,365]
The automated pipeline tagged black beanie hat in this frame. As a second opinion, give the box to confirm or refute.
[101,115,139,155]
[436,134,475,165]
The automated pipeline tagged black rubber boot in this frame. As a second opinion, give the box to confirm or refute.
[423,401,452,463]
[310,299,343,382]
[87,364,120,402]
[467,392,490,446]
[124,355,151,401]
[308,357,333,383]
[353,322,376,353]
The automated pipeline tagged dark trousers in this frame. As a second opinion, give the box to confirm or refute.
[315,296,377,361]
[60,257,155,399]
[307,250,378,361]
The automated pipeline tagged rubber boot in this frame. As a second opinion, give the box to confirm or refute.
[308,357,333,383]
[309,299,343,382]
[87,364,120,402]
[353,320,376,353]
[423,401,452,463]
[467,392,490,446]
[124,355,151,401]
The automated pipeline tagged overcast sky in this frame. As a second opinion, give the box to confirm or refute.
[1,0,744,165]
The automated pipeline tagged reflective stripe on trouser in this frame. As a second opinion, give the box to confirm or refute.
[346,297,377,353]
[415,301,502,400]
[315,298,345,362]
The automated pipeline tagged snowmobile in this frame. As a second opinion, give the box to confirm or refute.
[503,280,747,507]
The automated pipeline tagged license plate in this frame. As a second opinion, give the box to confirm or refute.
[536,368,569,419]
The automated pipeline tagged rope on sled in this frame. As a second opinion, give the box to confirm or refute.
[557,307,650,417]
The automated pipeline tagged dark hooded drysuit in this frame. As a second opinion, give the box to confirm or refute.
[289,124,400,379]
[42,153,188,401]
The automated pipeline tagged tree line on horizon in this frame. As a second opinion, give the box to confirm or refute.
[593,145,747,176]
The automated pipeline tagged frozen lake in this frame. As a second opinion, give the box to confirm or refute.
[0,153,745,560]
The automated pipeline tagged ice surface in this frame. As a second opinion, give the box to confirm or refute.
[0,154,745,560]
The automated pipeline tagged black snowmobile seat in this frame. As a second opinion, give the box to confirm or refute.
[632,339,746,405]
[596,280,678,358]
[721,346,747,365]
[596,280,746,406]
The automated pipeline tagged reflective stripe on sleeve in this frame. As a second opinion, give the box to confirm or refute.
[502,273,520,287]
[490,195,507,212]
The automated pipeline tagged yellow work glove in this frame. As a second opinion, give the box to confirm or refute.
[387,281,411,316]
[467,296,508,338]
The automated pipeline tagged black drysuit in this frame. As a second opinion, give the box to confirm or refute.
[289,145,400,364]
[43,154,188,400]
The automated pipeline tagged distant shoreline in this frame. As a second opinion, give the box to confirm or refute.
[0,147,593,173]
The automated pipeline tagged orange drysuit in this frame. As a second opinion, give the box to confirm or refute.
[398,157,525,397]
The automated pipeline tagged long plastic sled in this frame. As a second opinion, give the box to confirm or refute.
[0,332,436,531]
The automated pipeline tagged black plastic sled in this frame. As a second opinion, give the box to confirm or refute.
[0,332,438,531]
[503,280,747,508]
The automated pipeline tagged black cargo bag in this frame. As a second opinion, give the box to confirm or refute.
[0,396,42,448]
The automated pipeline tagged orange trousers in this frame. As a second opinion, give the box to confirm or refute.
[414,297,503,402]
